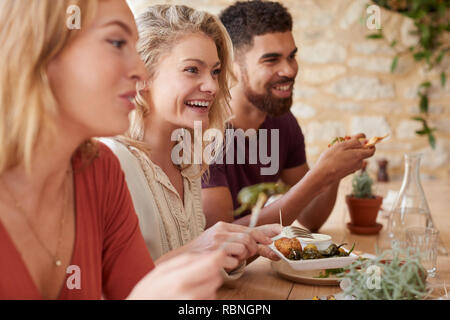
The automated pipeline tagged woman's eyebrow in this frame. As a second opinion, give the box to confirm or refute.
[182,59,221,68]
[102,20,133,36]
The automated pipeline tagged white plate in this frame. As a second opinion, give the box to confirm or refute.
[269,235,358,271]
[271,260,342,286]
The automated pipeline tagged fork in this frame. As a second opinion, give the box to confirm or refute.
[279,209,314,239]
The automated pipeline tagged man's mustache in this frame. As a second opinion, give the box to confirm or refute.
[267,77,295,87]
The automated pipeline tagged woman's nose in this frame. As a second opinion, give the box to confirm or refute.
[200,75,219,96]
[130,52,149,83]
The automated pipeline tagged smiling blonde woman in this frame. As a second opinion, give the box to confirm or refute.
[101,4,282,278]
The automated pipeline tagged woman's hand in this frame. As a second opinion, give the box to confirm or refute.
[188,222,282,266]
[128,250,231,300]
[253,224,282,261]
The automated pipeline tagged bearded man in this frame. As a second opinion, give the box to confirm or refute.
[201,1,375,232]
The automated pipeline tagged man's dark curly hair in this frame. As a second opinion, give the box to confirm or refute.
[219,0,293,51]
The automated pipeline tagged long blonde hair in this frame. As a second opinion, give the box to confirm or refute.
[122,4,234,178]
[0,0,98,175]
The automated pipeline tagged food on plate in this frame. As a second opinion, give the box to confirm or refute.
[234,182,290,216]
[321,243,354,257]
[288,248,302,260]
[315,268,345,279]
[274,237,356,261]
[321,243,341,257]
[274,237,302,260]
[302,244,322,260]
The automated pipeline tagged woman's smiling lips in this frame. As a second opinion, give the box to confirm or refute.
[119,91,137,111]
[184,99,212,114]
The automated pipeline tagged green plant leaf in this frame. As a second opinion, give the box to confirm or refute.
[418,81,432,96]
[415,129,428,135]
[391,56,399,72]
[419,24,431,48]
[419,95,429,113]
[437,2,446,17]
[366,33,383,39]
[412,116,426,124]
[390,40,397,48]
[428,132,436,149]
[419,81,432,89]
[441,72,446,87]
[436,51,445,65]
[414,51,426,61]
[348,242,356,255]
[425,50,432,65]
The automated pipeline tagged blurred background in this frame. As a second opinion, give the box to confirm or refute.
[127,0,450,180]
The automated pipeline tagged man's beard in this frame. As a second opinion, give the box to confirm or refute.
[242,73,294,117]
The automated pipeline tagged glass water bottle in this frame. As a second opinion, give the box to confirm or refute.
[387,153,434,249]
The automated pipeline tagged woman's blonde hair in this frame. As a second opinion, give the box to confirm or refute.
[0,0,98,175]
[122,4,234,179]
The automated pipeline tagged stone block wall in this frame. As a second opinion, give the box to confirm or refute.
[128,0,450,179]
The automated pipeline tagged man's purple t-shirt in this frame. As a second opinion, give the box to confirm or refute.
[202,111,307,217]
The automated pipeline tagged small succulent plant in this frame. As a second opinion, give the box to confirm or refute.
[352,170,374,199]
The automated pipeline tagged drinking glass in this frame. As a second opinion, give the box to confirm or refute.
[406,227,439,278]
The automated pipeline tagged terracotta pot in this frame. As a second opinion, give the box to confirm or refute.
[345,195,383,227]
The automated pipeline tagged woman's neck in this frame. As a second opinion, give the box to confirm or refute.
[0,123,86,215]
[143,114,179,170]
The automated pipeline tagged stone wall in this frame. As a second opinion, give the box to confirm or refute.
[128,0,450,179]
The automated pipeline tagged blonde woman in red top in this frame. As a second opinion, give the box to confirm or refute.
[0,0,233,300]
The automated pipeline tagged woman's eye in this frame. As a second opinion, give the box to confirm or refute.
[185,67,199,74]
[108,40,126,49]
[212,69,221,76]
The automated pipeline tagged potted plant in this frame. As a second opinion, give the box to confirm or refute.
[346,164,383,234]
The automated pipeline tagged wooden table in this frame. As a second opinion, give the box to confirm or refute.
[217,176,450,300]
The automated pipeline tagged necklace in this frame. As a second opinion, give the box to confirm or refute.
[0,168,71,267]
